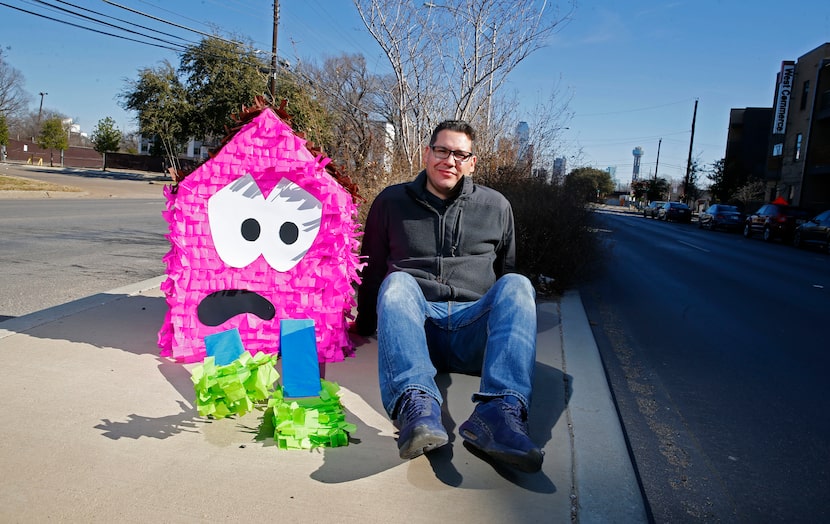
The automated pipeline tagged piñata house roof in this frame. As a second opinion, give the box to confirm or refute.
[170,96,360,203]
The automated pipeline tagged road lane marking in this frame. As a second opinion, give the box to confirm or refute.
[678,240,710,253]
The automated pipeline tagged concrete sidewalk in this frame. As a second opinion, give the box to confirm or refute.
[0,277,646,523]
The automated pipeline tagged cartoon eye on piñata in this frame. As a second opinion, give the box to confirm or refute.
[208,173,322,272]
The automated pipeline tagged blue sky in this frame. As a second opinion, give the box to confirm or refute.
[2,1,829,185]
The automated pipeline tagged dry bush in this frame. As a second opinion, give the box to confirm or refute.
[482,170,598,295]
[351,161,414,227]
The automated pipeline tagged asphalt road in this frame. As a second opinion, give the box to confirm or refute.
[0,164,170,321]
[581,207,829,523]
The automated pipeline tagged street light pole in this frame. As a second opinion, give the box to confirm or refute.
[684,98,698,204]
[38,92,48,123]
[486,25,496,129]
[269,1,279,102]
[654,138,661,180]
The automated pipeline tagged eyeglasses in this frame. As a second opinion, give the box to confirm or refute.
[429,145,474,163]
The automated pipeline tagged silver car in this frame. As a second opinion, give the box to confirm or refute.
[793,210,830,252]
[698,204,742,232]
[643,201,666,219]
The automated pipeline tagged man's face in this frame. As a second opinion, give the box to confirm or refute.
[423,129,477,199]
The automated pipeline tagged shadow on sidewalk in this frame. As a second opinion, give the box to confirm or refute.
[6,292,200,441]
[10,291,572,495]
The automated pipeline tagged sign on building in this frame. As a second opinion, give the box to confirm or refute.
[772,61,795,135]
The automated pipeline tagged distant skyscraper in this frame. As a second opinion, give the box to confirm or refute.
[516,121,530,161]
[553,156,567,176]
[632,147,644,182]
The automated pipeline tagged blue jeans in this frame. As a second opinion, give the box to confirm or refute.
[376,271,537,417]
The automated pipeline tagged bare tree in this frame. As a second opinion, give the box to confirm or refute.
[733,179,766,207]
[354,0,575,176]
[0,49,30,120]
[301,54,382,173]
[353,0,440,175]
[456,75,575,186]
[120,130,141,154]
[8,109,66,142]
[522,77,575,181]
[422,0,574,125]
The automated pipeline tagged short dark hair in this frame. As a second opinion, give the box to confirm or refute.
[429,120,476,146]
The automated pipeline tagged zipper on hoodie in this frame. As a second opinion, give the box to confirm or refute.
[435,202,445,282]
[413,193,443,282]
[417,186,462,287]
[450,202,464,256]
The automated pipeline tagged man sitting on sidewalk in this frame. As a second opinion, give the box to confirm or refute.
[353,120,543,473]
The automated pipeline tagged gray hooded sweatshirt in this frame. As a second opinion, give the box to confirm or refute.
[355,170,516,335]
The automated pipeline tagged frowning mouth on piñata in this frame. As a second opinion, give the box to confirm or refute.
[196,290,276,327]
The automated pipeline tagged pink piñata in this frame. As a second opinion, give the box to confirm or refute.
[158,104,363,363]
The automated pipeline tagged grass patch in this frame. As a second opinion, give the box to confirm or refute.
[0,174,81,192]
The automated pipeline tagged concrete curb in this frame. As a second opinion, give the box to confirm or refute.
[0,275,166,340]
[561,290,648,523]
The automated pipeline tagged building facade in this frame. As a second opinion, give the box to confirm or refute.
[765,43,830,210]
[725,107,773,183]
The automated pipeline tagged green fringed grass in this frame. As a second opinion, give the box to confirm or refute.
[190,352,355,449]
[268,380,357,450]
[190,351,280,419]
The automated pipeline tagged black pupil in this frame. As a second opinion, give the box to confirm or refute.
[241,218,260,241]
[280,222,299,245]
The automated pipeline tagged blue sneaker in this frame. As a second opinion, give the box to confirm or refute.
[396,390,449,459]
[459,395,544,473]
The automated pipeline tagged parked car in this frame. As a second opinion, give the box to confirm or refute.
[698,204,743,231]
[643,201,666,219]
[742,203,812,242]
[657,202,692,223]
[793,209,830,252]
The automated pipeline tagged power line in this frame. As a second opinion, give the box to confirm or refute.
[1,0,279,71]
[30,0,194,50]
[577,97,696,117]
[104,0,287,64]
[51,0,197,45]
[136,0,217,33]
[577,130,690,147]
[1,0,378,123]
[138,0,284,60]
[0,1,186,52]
[102,0,221,42]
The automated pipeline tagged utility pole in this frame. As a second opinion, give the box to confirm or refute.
[38,92,48,122]
[654,138,661,180]
[269,1,279,102]
[684,98,698,204]
[486,25,496,129]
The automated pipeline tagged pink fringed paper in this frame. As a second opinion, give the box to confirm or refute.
[158,108,363,363]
